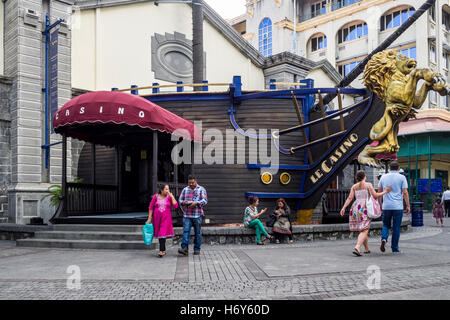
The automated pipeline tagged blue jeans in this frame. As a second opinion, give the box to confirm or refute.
[381,210,403,252]
[181,216,202,251]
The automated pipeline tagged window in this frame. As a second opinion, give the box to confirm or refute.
[429,4,436,21]
[430,91,437,104]
[380,7,415,31]
[430,44,436,63]
[338,22,368,44]
[258,18,272,57]
[442,95,448,109]
[338,59,362,77]
[311,34,327,52]
[311,1,327,18]
[333,0,362,11]
[443,52,448,69]
[398,46,416,59]
[443,10,450,31]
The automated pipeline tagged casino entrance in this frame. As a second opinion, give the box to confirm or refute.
[50,91,198,224]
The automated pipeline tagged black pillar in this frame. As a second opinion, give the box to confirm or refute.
[116,145,122,212]
[62,132,67,216]
[152,131,158,195]
[91,143,96,212]
[192,0,203,91]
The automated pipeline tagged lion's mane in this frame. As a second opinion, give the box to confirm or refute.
[363,50,407,102]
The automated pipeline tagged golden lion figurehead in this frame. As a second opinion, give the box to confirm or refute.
[363,49,417,102]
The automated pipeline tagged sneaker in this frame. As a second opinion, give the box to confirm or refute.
[380,239,386,252]
[392,250,403,254]
[178,248,188,256]
[194,250,200,256]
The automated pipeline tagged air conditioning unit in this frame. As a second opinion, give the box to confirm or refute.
[23,8,39,27]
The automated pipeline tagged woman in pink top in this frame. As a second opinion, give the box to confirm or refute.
[147,185,178,257]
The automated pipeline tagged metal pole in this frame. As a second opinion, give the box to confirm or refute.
[415,136,418,200]
[428,135,432,210]
[44,14,50,170]
[152,131,158,195]
[192,0,204,90]
[292,0,296,54]
[62,132,67,216]
[408,153,411,198]
[92,143,96,212]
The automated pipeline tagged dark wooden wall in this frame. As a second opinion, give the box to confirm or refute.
[157,98,306,224]
[77,143,117,186]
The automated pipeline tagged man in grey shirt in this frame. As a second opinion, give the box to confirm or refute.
[378,161,410,254]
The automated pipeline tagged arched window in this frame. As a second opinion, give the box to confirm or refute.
[259,18,272,57]
[380,6,415,31]
[338,21,367,44]
[443,5,450,31]
[310,34,327,52]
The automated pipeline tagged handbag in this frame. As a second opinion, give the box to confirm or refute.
[142,223,154,245]
[366,187,382,219]
[266,212,276,227]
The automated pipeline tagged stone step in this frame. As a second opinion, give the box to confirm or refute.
[34,230,147,242]
[53,224,143,233]
[16,238,160,250]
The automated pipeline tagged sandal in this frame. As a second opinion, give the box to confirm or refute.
[289,240,294,244]
[275,239,280,244]
[257,242,265,245]
[158,251,166,257]
[364,250,371,254]
[352,248,362,256]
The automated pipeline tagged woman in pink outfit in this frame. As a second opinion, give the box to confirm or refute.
[147,185,178,257]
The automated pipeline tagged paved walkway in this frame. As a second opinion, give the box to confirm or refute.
[0,213,449,300]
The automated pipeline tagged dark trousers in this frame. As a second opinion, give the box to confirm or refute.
[445,200,450,217]
[273,231,293,242]
[159,238,166,251]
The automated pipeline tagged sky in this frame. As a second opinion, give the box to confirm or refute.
[204,0,247,19]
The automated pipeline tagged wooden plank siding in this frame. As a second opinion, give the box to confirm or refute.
[156,98,307,224]
[77,143,117,186]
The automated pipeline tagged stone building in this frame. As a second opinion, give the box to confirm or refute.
[0,0,73,224]
[237,0,450,110]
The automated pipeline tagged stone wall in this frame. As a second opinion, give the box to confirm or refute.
[172,219,410,245]
[4,0,74,224]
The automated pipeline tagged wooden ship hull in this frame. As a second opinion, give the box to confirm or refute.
[146,80,384,224]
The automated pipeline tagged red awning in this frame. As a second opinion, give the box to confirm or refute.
[52,91,201,143]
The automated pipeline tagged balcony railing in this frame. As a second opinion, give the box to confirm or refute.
[298,0,364,23]
[324,189,351,214]
[66,183,118,215]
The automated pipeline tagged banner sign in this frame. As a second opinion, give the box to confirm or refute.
[418,179,442,193]
[49,29,58,133]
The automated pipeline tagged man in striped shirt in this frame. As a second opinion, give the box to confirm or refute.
[178,175,208,256]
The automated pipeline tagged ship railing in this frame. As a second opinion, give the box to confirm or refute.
[113,81,231,95]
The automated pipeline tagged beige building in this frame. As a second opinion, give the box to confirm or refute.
[237,0,450,110]
[71,0,341,93]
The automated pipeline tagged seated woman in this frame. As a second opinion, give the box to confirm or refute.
[243,196,273,245]
[271,198,293,244]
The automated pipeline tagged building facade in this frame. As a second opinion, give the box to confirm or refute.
[240,0,450,110]
[0,0,74,224]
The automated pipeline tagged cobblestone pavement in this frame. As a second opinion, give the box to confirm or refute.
[1,213,450,300]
